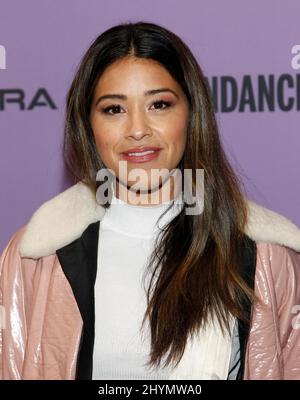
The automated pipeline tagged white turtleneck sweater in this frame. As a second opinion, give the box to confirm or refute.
[92,187,240,380]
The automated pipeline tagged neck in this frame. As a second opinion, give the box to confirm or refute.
[105,182,184,238]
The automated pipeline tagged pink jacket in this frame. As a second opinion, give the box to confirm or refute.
[1,182,300,380]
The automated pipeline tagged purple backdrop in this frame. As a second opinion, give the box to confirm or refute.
[1,0,299,251]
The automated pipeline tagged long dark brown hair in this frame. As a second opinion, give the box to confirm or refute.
[63,21,254,370]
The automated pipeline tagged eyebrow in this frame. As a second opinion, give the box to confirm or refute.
[94,88,179,106]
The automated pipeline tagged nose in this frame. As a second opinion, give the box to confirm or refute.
[125,108,152,140]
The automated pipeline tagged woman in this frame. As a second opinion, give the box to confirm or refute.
[1,21,300,380]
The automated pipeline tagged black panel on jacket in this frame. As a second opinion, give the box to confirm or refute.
[57,220,100,380]
[233,234,257,380]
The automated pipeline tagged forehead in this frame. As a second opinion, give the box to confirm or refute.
[93,57,181,93]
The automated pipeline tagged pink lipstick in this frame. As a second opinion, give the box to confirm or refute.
[121,146,162,163]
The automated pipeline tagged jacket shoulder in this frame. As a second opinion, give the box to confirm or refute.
[245,200,300,252]
[255,241,300,290]
[0,225,27,264]
[19,182,105,259]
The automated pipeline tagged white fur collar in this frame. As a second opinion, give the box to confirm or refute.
[19,181,300,259]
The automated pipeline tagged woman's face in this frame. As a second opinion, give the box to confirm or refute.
[90,56,189,203]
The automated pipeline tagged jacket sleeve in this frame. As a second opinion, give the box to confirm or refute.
[245,242,300,379]
[0,226,28,380]
[278,245,300,379]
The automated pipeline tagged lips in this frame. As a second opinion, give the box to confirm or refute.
[122,146,161,154]
[121,146,162,163]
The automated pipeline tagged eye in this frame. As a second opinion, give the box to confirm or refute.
[101,104,123,115]
[100,100,172,115]
[151,100,172,110]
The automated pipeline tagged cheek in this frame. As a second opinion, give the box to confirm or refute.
[168,110,188,142]
[92,123,113,152]
[91,116,112,151]
[94,133,105,152]
[168,124,187,156]
[97,142,114,161]
[93,131,113,163]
